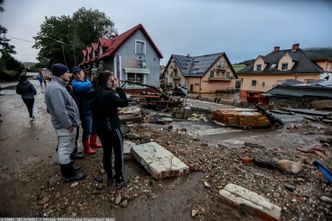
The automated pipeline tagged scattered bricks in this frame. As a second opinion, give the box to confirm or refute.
[131,142,189,180]
[212,109,270,128]
[219,184,281,221]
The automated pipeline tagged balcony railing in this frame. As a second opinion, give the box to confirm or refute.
[208,76,231,81]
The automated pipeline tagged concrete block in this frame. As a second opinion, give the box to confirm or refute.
[131,142,189,179]
[123,140,136,160]
[219,184,281,221]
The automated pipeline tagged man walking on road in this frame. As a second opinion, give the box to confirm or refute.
[45,63,85,182]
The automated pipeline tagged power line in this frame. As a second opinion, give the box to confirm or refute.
[6,35,34,43]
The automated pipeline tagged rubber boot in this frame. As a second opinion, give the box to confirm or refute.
[83,139,96,155]
[90,134,102,148]
[60,163,86,182]
[70,146,84,160]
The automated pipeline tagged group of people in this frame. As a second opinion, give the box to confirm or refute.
[16,64,129,189]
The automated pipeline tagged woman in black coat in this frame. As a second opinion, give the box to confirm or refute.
[89,72,129,189]
[16,73,37,122]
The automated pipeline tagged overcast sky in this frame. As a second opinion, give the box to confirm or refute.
[1,0,332,65]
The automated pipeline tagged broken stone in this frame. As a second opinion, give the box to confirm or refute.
[47,175,60,187]
[320,196,332,203]
[70,182,79,188]
[253,156,277,170]
[141,137,151,144]
[191,209,198,217]
[121,199,128,207]
[96,183,104,190]
[219,184,281,221]
[55,192,61,199]
[131,142,189,179]
[244,142,265,149]
[94,175,103,183]
[277,160,302,174]
[124,140,136,160]
[203,181,211,189]
[99,168,106,175]
[115,195,121,205]
[284,185,295,192]
[38,196,49,205]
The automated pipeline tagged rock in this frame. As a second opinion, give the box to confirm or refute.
[96,183,104,190]
[55,192,61,199]
[38,196,49,205]
[99,168,106,175]
[320,196,332,203]
[192,209,198,217]
[94,175,103,183]
[284,185,295,192]
[203,181,211,189]
[47,175,60,187]
[121,199,128,207]
[115,195,122,205]
[141,137,151,144]
[277,160,302,174]
[244,142,265,149]
[70,182,79,188]
[253,156,277,170]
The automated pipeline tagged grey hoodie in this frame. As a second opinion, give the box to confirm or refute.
[45,76,81,129]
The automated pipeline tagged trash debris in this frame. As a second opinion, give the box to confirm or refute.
[313,160,332,184]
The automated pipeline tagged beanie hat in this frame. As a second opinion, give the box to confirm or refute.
[72,66,83,74]
[51,63,69,77]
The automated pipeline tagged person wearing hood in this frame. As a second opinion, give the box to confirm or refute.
[89,72,128,189]
[45,63,85,182]
[16,72,37,123]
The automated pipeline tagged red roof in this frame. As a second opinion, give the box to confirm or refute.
[91,43,98,52]
[98,24,163,60]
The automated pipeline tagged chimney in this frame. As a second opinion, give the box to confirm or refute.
[292,43,300,51]
[273,46,280,52]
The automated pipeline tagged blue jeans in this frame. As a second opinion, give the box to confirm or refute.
[81,115,96,140]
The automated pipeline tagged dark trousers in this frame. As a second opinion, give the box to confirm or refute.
[95,127,124,180]
[22,98,34,118]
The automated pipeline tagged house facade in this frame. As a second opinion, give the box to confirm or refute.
[162,53,237,93]
[238,44,323,97]
[79,24,163,91]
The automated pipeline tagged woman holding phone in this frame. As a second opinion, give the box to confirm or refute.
[89,72,129,189]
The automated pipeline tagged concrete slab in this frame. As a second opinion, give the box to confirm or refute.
[123,140,136,160]
[219,184,281,221]
[131,142,189,179]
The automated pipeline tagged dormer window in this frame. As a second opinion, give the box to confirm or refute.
[281,63,288,71]
[256,64,262,71]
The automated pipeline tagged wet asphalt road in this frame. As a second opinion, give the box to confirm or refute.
[0,80,57,173]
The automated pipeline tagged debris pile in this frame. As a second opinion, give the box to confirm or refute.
[212,108,271,128]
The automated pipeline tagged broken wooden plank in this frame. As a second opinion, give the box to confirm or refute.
[280,108,331,116]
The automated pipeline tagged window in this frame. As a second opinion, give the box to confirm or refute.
[251,80,257,87]
[127,73,145,87]
[218,61,225,68]
[281,63,288,70]
[135,40,146,55]
[256,64,262,71]
[210,70,214,78]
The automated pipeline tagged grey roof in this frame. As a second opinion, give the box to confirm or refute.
[172,52,227,77]
[238,49,323,75]
[264,80,332,99]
